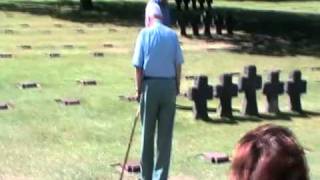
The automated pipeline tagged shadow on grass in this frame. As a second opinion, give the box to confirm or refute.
[0,1,319,56]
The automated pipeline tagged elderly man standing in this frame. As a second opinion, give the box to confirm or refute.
[133,2,184,180]
[145,0,171,27]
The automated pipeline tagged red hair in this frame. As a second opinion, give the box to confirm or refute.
[229,124,309,180]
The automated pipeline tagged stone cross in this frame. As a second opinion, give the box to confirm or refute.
[203,10,213,38]
[239,65,262,116]
[285,70,307,113]
[262,71,284,113]
[187,75,213,119]
[214,74,238,118]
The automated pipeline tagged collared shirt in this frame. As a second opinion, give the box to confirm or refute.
[145,0,171,27]
[132,21,184,78]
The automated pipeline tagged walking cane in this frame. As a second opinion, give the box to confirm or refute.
[119,108,140,180]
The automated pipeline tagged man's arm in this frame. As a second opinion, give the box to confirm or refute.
[135,67,144,101]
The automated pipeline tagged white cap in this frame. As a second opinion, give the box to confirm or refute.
[145,2,163,19]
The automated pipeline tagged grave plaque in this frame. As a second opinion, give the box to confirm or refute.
[103,43,114,48]
[76,29,85,34]
[77,80,97,86]
[19,82,40,89]
[119,95,137,102]
[0,53,13,59]
[187,75,213,119]
[49,53,61,58]
[0,103,9,110]
[20,24,30,28]
[239,65,262,116]
[63,44,74,49]
[203,152,230,163]
[285,70,307,113]
[19,45,32,50]
[93,52,104,57]
[55,99,80,106]
[4,29,14,34]
[120,161,140,173]
[214,74,238,118]
[262,71,284,113]
[54,24,63,28]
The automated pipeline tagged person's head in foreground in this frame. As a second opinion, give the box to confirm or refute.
[145,2,163,27]
[230,124,309,180]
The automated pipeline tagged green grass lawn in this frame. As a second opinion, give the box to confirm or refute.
[0,1,320,180]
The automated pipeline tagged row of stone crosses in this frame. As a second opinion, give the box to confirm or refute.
[185,65,307,120]
[175,0,234,37]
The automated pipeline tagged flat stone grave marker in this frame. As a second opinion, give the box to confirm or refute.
[103,43,114,48]
[54,24,63,28]
[311,67,320,71]
[239,65,262,116]
[93,52,104,58]
[0,102,9,110]
[20,24,30,28]
[109,28,118,32]
[55,98,80,106]
[119,95,137,102]
[76,29,85,34]
[202,152,230,164]
[262,71,284,113]
[86,23,94,28]
[19,45,32,50]
[187,75,213,120]
[117,161,140,173]
[77,80,97,86]
[49,53,61,58]
[18,82,40,89]
[4,29,15,34]
[285,70,307,113]
[185,75,197,80]
[214,73,238,118]
[63,44,74,49]
[0,53,13,59]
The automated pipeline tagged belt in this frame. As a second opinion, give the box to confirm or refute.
[143,76,175,80]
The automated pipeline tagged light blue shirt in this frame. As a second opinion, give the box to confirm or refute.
[145,0,171,27]
[132,21,184,78]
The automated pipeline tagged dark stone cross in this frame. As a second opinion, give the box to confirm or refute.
[239,65,262,116]
[187,75,213,120]
[214,74,238,118]
[190,11,201,37]
[214,14,224,35]
[285,70,307,113]
[262,71,284,113]
[203,10,213,38]
[175,0,182,10]
[198,0,205,10]
[183,0,191,10]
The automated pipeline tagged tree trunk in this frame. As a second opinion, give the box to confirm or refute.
[80,0,93,10]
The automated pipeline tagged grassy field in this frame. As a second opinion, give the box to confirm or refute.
[0,0,320,180]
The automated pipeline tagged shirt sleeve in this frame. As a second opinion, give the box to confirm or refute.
[175,35,184,65]
[132,31,144,68]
